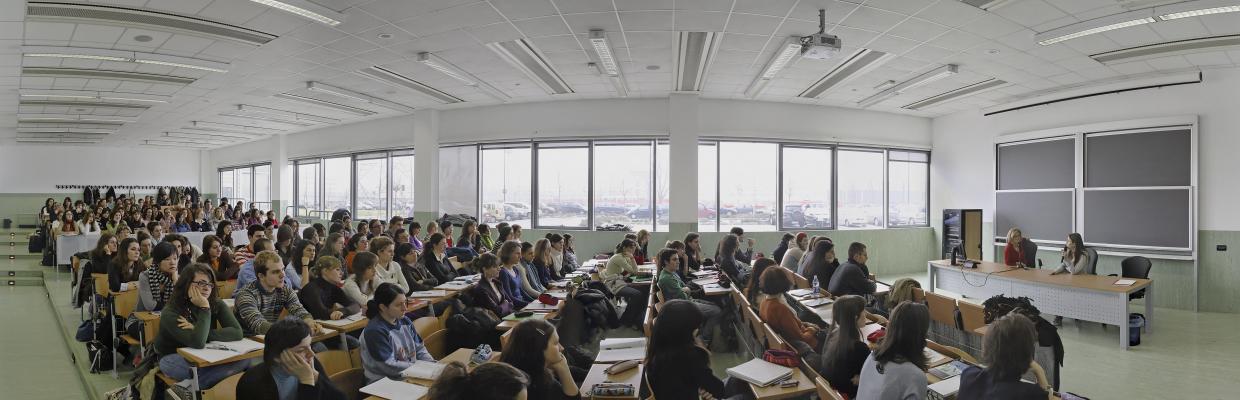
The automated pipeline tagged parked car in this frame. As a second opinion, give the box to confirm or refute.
[803,205,832,228]
[782,204,806,228]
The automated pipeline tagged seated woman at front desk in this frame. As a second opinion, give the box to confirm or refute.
[1002,228,1038,267]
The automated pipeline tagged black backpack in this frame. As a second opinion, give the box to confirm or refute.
[86,340,114,373]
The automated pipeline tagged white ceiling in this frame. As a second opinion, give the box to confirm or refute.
[3,0,1240,148]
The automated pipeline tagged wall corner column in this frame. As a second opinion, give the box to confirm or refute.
[270,135,290,215]
[668,93,700,238]
[413,109,441,223]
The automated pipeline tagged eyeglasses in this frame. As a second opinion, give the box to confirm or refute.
[191,280,213,288]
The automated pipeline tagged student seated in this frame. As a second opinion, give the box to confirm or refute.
[370,237,411,294]
[154,263,249,392]
[198,235,239,281]
[745,258,779,305]
[422,233,458,283]
[498,319,581,399]
[108,238,143,292]
[779,232,808,272]
[1003,228,1038,267]
[126,242,179,339]
[713,234,749,285]
[234,239,301,297]
[958,314,1053,400]
[360,282,435,383]
[233,224,267,266]
[856,301,930,400]
[298,256,362,321]
[803,239,839,292]
[288,239,317,284]
[600,239,645,327]
[234,251,321,339]
[729,227,756,263]
[442,221,479,261]
[656,248,722,347]
[429,361,529,400]
[469,253,514,317]
[396,242,438,292]
[87,233,119,274]
[515,241,544,298]
[818,295,883,399]
[758,266,822,349]
[497,242,533,309]
[344,233,369,273]
[236,317,347,399]
[646,300,747,400]
[828,242,877,298]
[343,252,383,306]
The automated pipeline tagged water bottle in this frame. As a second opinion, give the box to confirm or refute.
[812,276,820,295]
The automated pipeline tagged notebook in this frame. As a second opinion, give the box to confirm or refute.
[453,273,480,282]
[924,348,950,366]
[1114,279,1137,286]
[929,360,971,380]
[360,377,429,400]
[788,288,815,297]
[523,301,558,312]
[502,312,548,322]
[599,337,646,350]
[181,339,263,363]
[435,281,472,290]
[400,360,447,380]
[803,297,833,308]
[595,346,647,363]
[692,271,719,278]
[319,312,364,328]
[408,290,448,298]
[692,277,718,285]
[928,375,962,397]
[726,358,794,387]
[861,323,883,341]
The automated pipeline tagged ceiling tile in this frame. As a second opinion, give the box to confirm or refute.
[1183,51,1233,67]
[359,24,419,44]
[719,33,769,52]
[622,31,674,49]
[887,18,951,43]
[287,23,349,45]
[913,1,986,28]
[397,2,506,37]
[333,9,389,36]
[563,12,622,33]
[866,34,920,55]
[673,10,728,32]
[725,13,783,35]
[1041,0,1116,16]
[242,9,312,37]
[619,11,673,31]
[839,6,905,33]
[196,0,270,26]
[198,40,256,60]
[1144,55,1193,70]
[68,24,124,45]
[865,0,935,16]
[1197,12,1240,36]
[491,0,560,19]
[1101,25,1163,48]
[24,22,74,41]
[160,34,216,57]
[1148,18,1212,42]
[902,44,956,63]
[991,0,1069,28]
[359,0,477,23]
[466,22,523,44]
[512,16,573,37]
[1074,66,1119,80]
[959,13,1025,38]
[551,0,615,14]
[1060,34,1120,55]
[142,0,211,15]
[732,0,799,18]
[530,35,584,53]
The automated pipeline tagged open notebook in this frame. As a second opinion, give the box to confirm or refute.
[401,360,447,380]
[319,312,365,328]
[408,290,448,298]
[180,339,263,364]
[599,337,645,350]
[927,375,962,400]
[360,377,429,400]
[435,281,472,290]
[595,346,647,363]
[726,358,793,387]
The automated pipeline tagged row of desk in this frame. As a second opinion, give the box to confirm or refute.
[56,230,250,265]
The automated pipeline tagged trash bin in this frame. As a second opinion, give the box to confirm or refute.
[1129,313,1146,346]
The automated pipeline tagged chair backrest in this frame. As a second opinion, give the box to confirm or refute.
[814,376,847,400]
[315,349,353,376]
[216,280,237,299]
[958,300,986,333]
[201,370,243,400]
[91,273,108,297]
[926,340,978,364]
[744,305,767,348]
[112,289,139,318]
[1121,256,1152,279]
[413,316,441,337]
[423,329,449,359]
[911,287,927,303]
[1085,247,1099,275]
[643,303,656,337]
[793,273,810,290]
[923,291,960,330]
[763,323,788,351]
[447,256,464,271]
[329,368,367,400]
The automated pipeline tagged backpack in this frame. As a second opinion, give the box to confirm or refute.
[87,340,114,373]
[446,306,501,350]
[28,233,43,253]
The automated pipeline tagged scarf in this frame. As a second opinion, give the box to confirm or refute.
[146,265,175,307]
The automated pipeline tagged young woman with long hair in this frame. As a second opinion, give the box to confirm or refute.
[856,301,931,400]
[359,282,434,383]
[197,235,239,281]
[498,320,580,399]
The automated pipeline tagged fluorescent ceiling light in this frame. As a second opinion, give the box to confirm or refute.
[142,141,211,149]
[902,78,1008,110]
[857,64,957,108]
[164,133,242,143]
[416,52,510,101]
[959,0,1018,11]
[799,49,891,99]
[1160,5,1240,19]
[192,120,284,134]
[486,39,574,95]
[154,135,232,145]
[274,93,377,116]
[23,46,230,72]
[674,32,722,92]
[248,0,344,26]
[21,90,171,103]
[589,62,629,97]
[1036,9,1161,46]
[16,138,101,144]
[18,114,136,123]
[307,82,415,113]
[745,37,803,98]
[1091,34,1240,64]
[1156,0,1240,20]
[589,29,620,76]
[17,127,115,135]
[219,112,316,126]
[26,2,276,46]
[356,66,465,104]
[167,130,260,140]
[982,71,1201,115]
[236,105,339,124]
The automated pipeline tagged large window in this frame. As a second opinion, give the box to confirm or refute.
[480,145,532,227]
[323,157,352,213]
[719,142,777,232]
[595,142,653,231]
[391,151,415,218]
[837,149,885,229]
[655,142,670,232]
[781,146,832,230]
[296,161,320,217]
[218,163,270,210]
[698,143,719,231]
[440,145,478,217]
[537,143,589,228]
[888,151,929,227]
[354,153,387,219]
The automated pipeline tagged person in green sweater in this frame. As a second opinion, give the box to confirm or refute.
[655,248,722,347]
[155,263,251,391]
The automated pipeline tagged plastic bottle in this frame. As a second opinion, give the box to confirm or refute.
[812,275,820,295]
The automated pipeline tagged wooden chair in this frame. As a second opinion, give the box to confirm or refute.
[958,300,987,333]
[763,323,788,351]
[423,329,449,359]
[200,371,243,400]
[814,376,847,400]
[413,316,441,338]
[315,349,353,376]
[911,287,927,303]
[642,302,656,337]
[744,305,767,349]
[924,291,961,330]
[349,348,361,369]
[447,256,464,271]
[793,272,810,289]
[926,341,977,364]
[111,289,141,374]
[329,368,367,400]
[216,280,237,299]
[500,328,514,350]
[91,273,109,300]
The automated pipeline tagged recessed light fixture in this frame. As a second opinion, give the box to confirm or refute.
[248,0,344,26]
[857,64,958,108]
[646,65,660,71]
[1156,0,1240,20]
[274,93,377,116]
[377,33,393,39]
[306,81,416,112]
[133,35,152,42]
[23,46,230,73]
[745,37,803,98]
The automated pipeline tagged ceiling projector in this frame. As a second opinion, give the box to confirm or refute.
[799,9,842,60]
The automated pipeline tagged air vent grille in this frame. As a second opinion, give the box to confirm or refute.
[23,67,196,85]
[799,49,890,98]
[20,100,151,109]
[28,2,275,45]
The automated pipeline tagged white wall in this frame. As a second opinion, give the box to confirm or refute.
[210,115,417,169]
[701,99,932,147]
[0,144,201,192]
[930,68,1240,231]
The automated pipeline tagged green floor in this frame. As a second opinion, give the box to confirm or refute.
[5,249,1240,399]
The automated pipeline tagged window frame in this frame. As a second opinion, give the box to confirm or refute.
[886,150,931,228]
[291,148,415,221]
[217,162,271,210]
[478,143,534,228]
[778,144,836,231]
[534,141,593,230]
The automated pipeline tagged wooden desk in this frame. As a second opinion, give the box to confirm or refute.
[251,328,340,345]
[176,343,264,393]
[495,311,557,331]
[361,348,504,400]
[580,362,644,400]
[133,311,160,345]
[319,316,368,353]
[750,367,815,400]
[927,259,1152,349]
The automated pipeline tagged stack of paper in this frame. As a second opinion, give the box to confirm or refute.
[692,270,717,277]
[523,301,558,312]
[453,273,480,282]
[599,337,645,350]
[929,360,970,380]
[788,288,814,297]
[400,360,447,380]
[924,348,949,366]
[360,378,429,400]
[502,312,548,322]
[803,297,833,308]
[319,312,364,328]
[726,358,794,387]
[861,323,884,341]
[692,277,718,285]
[408,290,448,298]
[183,339,264,363]
[595,346,647,363]
[1114,279,1136,286]
[928,375,961,398]
[435,281,472,290]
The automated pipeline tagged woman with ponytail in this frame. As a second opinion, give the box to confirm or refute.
[360,282,435,384]
[429,361,529,400]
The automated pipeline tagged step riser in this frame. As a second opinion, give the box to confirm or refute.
[2,280,43,287]
[0,271,44,278]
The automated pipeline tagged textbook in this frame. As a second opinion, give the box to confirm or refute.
[400,360,447,380]
[360,377,429,400]
[726,358,793,387]
[599,337,646,350]
[929,360,971,380]
[408,290,448,298]
[595,346,647,363]
[924,348,950,367]
[927,375,962,400]
[182,339,263,363]
[1114,279,1137,286]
